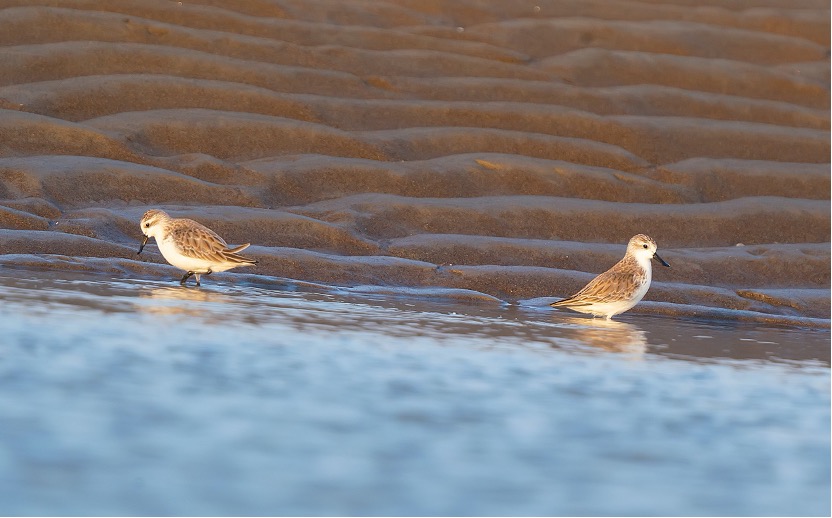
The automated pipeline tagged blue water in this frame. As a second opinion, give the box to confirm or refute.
[0,270,828,516]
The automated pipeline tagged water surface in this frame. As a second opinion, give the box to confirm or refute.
[0,269,828,516]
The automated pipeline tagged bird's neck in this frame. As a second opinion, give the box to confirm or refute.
[635,254,653,276]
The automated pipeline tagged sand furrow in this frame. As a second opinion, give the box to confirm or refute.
[5,75,828,132]
[78,108,647,168]
[0,0,529,63]
[244,154,687,205]
[0,156,259,209]
[0,75,322,123]
[245,153,828,205]
[361,78,829,129]
[0,7,551,81]
[303,98,829,163]
[359,127,649,169]
[287,194,830,247]
[0,110,148,164]
[84,109,387,161]
[397,0,828,45]
[462,18,825,65]
[540,49,829,109]
[0,228,137,259]
[654,158,830,202]
[0,42,383,97]
[0,206,50,231]
[4,84,827,166]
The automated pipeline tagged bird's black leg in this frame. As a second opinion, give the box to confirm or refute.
[180,271,194,285]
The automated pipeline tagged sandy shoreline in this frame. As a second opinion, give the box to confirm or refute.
[0,0,829,326]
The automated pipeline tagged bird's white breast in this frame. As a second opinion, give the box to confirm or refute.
[157,235,214,273]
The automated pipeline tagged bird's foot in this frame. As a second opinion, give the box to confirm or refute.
[180,271,195,285]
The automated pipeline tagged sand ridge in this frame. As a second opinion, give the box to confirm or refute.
[0,0,828,325]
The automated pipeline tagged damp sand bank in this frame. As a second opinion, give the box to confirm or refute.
[0,0,829,325]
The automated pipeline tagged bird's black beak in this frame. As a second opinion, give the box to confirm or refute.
[138,235,149,255]
[653,252,670,267]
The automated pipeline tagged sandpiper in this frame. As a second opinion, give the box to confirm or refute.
[551,234,669,320]
[138,209,257,286]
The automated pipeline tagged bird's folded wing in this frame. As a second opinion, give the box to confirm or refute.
[557,270,643,306]
[171,223,230,263]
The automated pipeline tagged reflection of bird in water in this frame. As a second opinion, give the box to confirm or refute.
[145,286,218,301]
[136,286,231,317]
[557,316,648,356]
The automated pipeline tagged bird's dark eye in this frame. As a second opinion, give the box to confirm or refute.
[642,244,648,249]
[145,223,150,227]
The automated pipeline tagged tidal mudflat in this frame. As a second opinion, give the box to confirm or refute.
[0,268,827,516]
[0,0,829,322]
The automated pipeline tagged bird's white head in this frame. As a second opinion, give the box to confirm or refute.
[137,209,170,254]
[627,234,670,268]
[140,209,170,238]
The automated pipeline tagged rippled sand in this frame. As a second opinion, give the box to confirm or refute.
[0,0,829,325]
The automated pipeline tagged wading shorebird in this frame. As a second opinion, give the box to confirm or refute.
[551,234,670,320]
[138,209,257,286]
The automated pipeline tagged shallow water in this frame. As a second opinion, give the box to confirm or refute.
[0,268,828,516]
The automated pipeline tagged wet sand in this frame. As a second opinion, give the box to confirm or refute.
[0,0,829,325]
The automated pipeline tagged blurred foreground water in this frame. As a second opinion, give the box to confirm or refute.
[0,268,828,516]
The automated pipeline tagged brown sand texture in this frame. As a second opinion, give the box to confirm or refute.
[0,0,829,326]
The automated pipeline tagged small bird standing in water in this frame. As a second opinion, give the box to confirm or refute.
[138,209,257,286]
[551,234,670,320]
